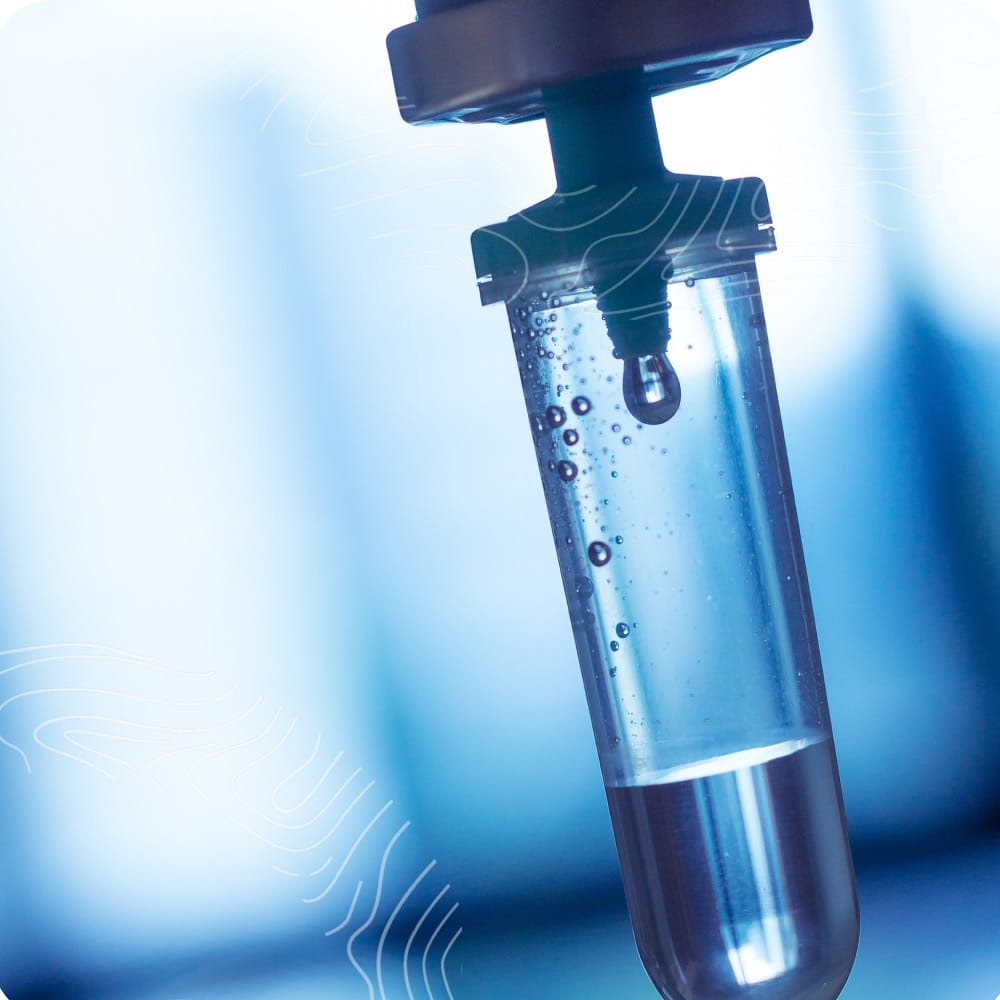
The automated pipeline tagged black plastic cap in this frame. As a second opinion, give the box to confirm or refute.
[388,0,813,124]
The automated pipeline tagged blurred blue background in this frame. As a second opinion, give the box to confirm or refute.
[0,0,997,997]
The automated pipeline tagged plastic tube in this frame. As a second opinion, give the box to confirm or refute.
[505,262,859,999]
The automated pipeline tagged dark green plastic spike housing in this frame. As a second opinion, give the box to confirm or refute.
[387,0,807,356]
[471,73,775,358]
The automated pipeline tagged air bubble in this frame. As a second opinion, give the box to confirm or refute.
[563,428,580,446]
[571,396,592,416]
[616,622,630,638]
[575,576,594,599]
[610,640,620,652]
[611,423,621,433]
[614,535,624,545]
[685,278,696,287]
[588,541,612,566]
[622,435,632,445]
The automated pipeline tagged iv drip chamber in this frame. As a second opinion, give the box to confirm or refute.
[468,79,859,999]
[498,267,858,1000]
[388,3,858,997]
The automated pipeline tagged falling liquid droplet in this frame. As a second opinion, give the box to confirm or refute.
[588,541,612,566]
[622,353,681,425]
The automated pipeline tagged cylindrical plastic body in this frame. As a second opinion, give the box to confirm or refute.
[508,263,859,999]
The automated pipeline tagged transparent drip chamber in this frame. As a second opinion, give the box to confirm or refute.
[471,81,860,1000]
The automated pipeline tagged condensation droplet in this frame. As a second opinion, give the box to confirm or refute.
[546,405,567,427]
[588,541,612,566]
[557,460,578,482]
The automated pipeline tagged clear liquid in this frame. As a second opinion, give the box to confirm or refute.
[606,738,858,1000]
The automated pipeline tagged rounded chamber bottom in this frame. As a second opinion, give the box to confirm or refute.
[606,737,860,1000]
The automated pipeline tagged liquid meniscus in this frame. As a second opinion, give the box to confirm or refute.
[606,737,859,1000]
